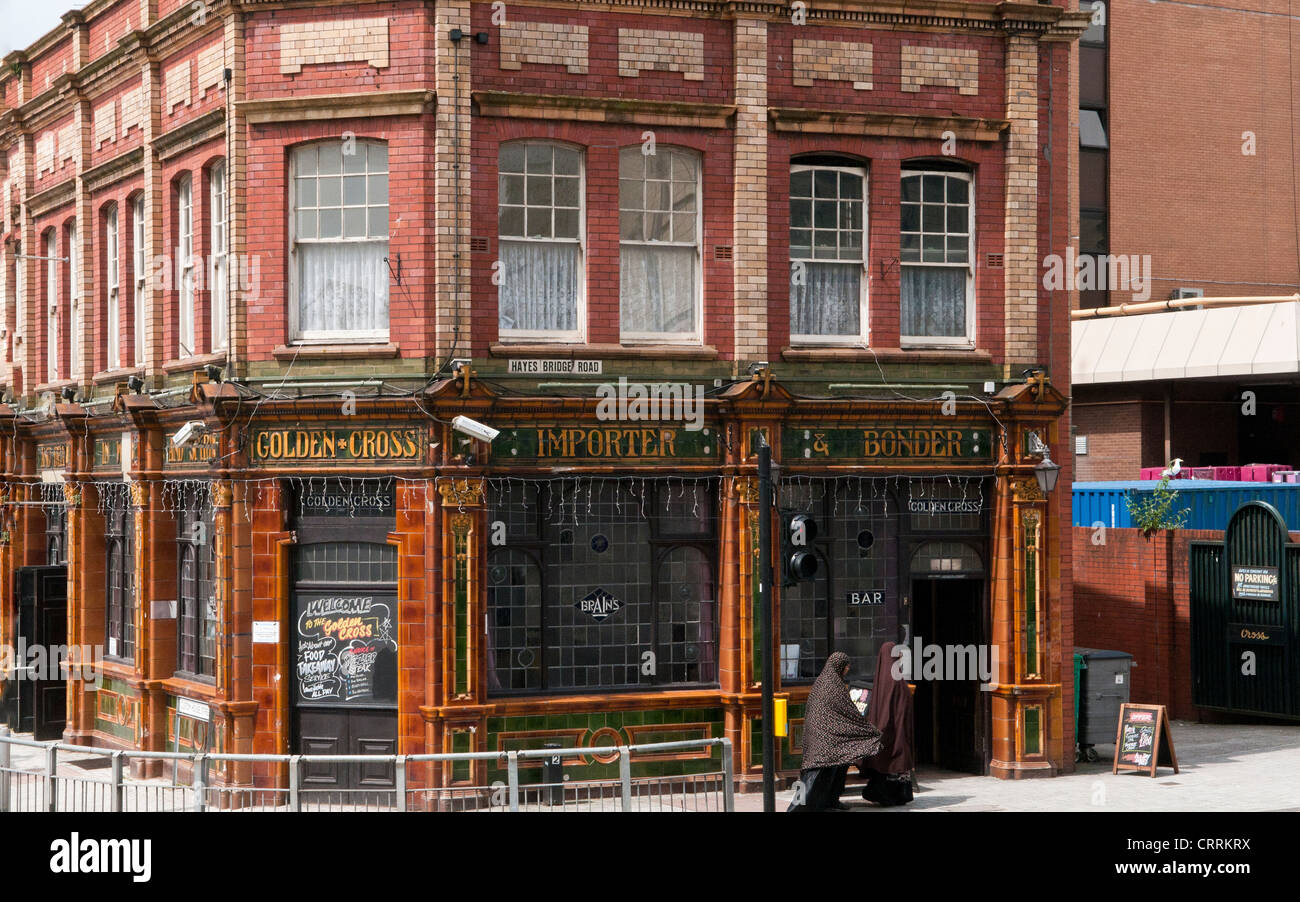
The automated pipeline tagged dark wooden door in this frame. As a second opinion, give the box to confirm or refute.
[295,708,397,791]
[16,566,68,740]
[911,578,985,774]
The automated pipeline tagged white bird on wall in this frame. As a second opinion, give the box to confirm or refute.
[1161,458,1183,479]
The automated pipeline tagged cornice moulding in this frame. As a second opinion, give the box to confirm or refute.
[83,147,147,196]
[475,91,736,128]
[154,108,227,162]
[239,90,436,123]
[769,107,1009,141]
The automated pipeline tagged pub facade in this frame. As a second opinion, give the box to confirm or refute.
[0,0,1087,789]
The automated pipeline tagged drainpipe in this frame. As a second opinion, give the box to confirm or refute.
[1071,293,1300,320]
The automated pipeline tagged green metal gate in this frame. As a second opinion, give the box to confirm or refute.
[1190,501,1298,718]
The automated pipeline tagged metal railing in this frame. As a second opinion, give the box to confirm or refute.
[0,726,733,812]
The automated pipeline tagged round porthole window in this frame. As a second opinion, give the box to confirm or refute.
[591,534,609,553]
[857,529,875,551]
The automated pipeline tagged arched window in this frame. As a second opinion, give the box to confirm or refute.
[485,480,720,694]
[900,166,974,347]
[618,146,700,342]
[778,478,898,682]
[67,221,80,378]
[177,486,216,677]
[290,140,390,341]
[655,545,716,684]
[789,160,867,343]
[132,193,146,366]
[105,503,135,661]
[176,173,195,357]
[209,160,228,351]
[44,230,58,382]
[105,204,120,369]
[45,504,67,566]
[497,141,583,341]
[487,548,543,691]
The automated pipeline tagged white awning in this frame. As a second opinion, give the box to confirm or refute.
[1072,301,1300,384]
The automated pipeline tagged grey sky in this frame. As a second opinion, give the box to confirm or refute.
[1,2,81,57]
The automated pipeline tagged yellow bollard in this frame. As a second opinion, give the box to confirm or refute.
[774,697,788,737]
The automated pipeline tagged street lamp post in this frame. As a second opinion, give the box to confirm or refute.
[758,435,776,812]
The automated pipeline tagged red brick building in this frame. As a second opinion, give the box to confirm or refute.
[1073,1,1300,481]
[0,0,1088,792]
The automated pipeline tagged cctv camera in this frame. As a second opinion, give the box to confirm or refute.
[172,420,208,448]
[452,415,499,443]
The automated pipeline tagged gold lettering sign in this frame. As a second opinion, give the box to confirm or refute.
[165,431,219,468]
[535,427,681,459]
[490,425,718,461]
[94,438,122,471]
[37,442,68,471]
[250,427,424,464]
[862,428,966,458]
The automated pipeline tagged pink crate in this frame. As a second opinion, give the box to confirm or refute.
[1242,464,1293,482]
[1188,467,1215,480]
[1140,467,1166,480]
[1271,471,1300,484]
[1209,466,1241,481]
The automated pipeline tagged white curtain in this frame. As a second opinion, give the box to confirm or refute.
[790,261,860,337]
[498,240,579,333]
[902,266,967,338]
[620,245,695,336]
[297,241,388,335]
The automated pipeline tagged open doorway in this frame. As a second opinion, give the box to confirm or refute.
[909,577,987,774]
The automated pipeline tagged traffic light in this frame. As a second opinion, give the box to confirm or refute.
[781,510,818,586]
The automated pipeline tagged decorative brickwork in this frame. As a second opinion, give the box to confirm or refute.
[119,84,144,137]
[278,17,390,75]
[165,58,192,113]
[902,44,979,95]
[57,122,77,165]
[196,42,225,100]
[498,21,589,74]
[733,18,768,361]
[94,99,117,149]
[792,38,872,91]
[1002,35,1038,369]
[35,132,55,176]
[618,29,704,81]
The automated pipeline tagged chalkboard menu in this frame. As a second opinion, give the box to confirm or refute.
[294,593,398,707]
[1113,703,1178,776]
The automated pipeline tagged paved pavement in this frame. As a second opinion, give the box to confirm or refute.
[735,720,1300,812]
[7,720,1300,812]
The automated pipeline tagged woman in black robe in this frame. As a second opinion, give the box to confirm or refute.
[860,640,916,806]
[787,651,882,811]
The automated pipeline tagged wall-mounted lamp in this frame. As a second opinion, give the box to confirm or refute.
[127,375,145,394]
[1034,446,1061,496]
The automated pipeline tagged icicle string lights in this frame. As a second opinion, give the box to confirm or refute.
[0,472,992,523]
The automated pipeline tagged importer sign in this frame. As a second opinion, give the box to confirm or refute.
[1231,565,1279,602]
[251,426,424,464]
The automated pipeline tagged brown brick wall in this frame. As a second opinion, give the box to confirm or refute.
[1072,526,1228,720]
[1109,0,1300,300]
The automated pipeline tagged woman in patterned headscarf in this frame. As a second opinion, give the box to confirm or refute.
[787,651,882,811]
